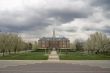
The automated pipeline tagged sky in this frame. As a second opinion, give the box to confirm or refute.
[0,0,110,42]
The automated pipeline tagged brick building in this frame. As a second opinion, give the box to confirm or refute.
[38,29,70,49]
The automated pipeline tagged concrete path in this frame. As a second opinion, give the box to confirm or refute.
[48,50,59,61]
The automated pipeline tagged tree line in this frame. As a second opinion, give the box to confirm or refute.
[0,32,110,56]
[0,33,32,56]
[71,32,110,55]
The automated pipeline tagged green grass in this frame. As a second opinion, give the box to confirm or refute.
[59,52,110,60]
[0,52,48,60]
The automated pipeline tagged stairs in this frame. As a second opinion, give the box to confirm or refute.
[48,49,59,61]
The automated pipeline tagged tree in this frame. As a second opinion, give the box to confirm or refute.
[70,43,77,51]
[32,42,38,51]
[0,33,28,56]
[28,43,32,50]
[84,32,110,54]
[0,33,6,56]
[74,39,84,51]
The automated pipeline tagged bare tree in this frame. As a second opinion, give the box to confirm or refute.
[0,33,28,56]
[84,32,110,54]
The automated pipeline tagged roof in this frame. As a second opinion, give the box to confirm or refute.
[39,37,69,41]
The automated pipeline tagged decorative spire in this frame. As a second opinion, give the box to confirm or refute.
[53,22,56,38]
[53,28,55,38]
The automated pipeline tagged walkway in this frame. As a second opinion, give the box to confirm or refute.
[48,49,59,61]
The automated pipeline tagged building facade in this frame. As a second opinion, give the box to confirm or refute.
[38,30,70,49]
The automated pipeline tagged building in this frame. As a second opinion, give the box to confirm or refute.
[38,29,70,49]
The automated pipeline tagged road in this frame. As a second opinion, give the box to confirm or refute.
[0,60,110,73]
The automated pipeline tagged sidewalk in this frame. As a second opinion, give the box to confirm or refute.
[48,49,59,61]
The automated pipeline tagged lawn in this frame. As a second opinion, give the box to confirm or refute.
[0,52,48,60]
[59,52,110,60]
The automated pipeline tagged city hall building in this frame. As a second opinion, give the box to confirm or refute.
[38,29,70,49]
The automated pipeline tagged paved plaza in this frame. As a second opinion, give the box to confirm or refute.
[0,60,110,73]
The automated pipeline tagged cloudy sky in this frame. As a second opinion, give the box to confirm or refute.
[0,0,110,42]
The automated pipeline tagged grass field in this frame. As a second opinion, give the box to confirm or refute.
[0,52,48,60]
[59,52,110,60]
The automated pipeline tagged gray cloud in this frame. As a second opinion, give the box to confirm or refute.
[47,9,91,23]
[91,0,110,10]
[82,25,110,35]
[104,12,110,19]
[0,9,51,32]
[82,26,98,32]
[57,26,78,32]
[102,25,110,34]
